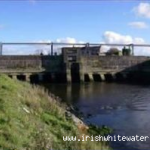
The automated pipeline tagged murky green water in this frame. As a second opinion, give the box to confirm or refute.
[44,82,150,150]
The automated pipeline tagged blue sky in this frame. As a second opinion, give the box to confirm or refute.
[0,0,150,55]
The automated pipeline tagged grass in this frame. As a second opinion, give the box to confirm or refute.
[0,75,111,150]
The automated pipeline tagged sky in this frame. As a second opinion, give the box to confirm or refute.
[0,0,150,55]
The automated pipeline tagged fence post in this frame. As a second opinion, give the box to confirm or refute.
[51,42,53,56]
[132,44,134,56]
[130,44,134,56]
[0,42,2,55]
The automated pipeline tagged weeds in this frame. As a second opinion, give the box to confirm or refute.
[0,75,111,150]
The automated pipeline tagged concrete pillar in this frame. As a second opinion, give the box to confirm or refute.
[26,74,30,82]
[38,74,43,82]
[100,74,105,81]
[66,69,71,83]
[88,73,94,81]
[79,63,84,83]
[79,72,84,83]
[12,75,17,80]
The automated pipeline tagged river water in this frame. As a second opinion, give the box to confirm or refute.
[44,82,150,150]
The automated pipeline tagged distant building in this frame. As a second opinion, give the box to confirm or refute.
[62,46,103,63]
[62,46,101,57]
[80,46,101,56]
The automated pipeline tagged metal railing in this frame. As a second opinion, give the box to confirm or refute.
[0,42,150,56]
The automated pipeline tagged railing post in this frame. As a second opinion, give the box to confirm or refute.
[51,42,53,56]
[132,44,134,56]
[0,42,2,55]
[129,44,134,56]
[86,42,90,56]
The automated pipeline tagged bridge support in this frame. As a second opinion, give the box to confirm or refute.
[88,73,94,81]
[100,74,105,81]
[79,64,84,83]
[79,72,84,83]
[12,75,17,80]
[66,69,71,83]
[26,74,30,82]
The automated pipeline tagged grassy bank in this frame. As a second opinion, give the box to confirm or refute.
[0,75,110,150]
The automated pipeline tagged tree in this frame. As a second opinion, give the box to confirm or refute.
[122,47,131,56]
[106,47,120,56]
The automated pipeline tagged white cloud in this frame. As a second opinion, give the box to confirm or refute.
[2,35,150,56]
[103,31,145,44]
[3,37,85,55]
[54,37,85,54]
[133,2,150,18]
[56,37,77,43]
[3,46,30,55]
[56,37,84,45]
[128,22,148,29]
[102,31,150,56]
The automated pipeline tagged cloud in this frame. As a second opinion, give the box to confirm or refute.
[54,37,85,53]
[56,37,77,43]
[103,31,145,44]
[3,37,85,55]
[128,21,148,29]
[2,35,150,56]
[102,31,150,56]
[133,2,150,18]
[56,37,84,45]
[3,46,29,55]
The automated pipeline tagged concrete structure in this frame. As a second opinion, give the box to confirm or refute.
[62,47,150,83]
[80,46,100,56]
[0,55,65,83]
[1,47,150,83]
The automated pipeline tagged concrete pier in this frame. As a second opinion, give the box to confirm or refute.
[100,74,105,81]
[79,72,85,82]
[25,74,31,82]
[88,73,94,81]
[12,75,17,80]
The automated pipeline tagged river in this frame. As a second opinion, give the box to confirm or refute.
[44,82,150,150]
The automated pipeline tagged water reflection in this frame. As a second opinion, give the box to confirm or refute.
[44,83,150,150]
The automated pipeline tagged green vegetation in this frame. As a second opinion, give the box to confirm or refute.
[106,48,122,56]
[0,75,111,150]
[122,47,131,56]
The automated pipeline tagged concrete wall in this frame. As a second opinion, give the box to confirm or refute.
[0,55,63,73]
[0,56,41,70]
[1,54,150,83]
[80,56,150,74]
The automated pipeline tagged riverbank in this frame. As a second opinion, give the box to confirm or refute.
[0,75,111,150]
